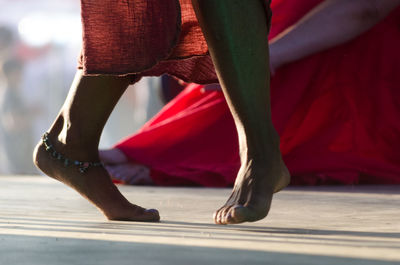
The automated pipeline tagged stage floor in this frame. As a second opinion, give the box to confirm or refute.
[0,176,399,265]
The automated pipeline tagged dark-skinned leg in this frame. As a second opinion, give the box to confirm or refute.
[192,0,290,224]
[33,71,159,222]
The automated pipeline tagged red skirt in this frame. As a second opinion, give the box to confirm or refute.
[114,1,400,186]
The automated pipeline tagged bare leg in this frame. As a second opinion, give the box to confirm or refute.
[192,0,290,224]
[33,71,159,222]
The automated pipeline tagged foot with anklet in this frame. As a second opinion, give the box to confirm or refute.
[33,132,159,222]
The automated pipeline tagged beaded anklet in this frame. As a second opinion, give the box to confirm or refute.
[42,132,103,173]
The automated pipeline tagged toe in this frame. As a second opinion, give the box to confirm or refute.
[143,208,160,222]
[213,207,225,224]
[108,206,160,222]
[229,205,268,224]
[228,205,253,224]
[220,206,233,224]
[214,206,234,225]
[131,207,160,222]
[216,209,224,224]
[213,211,218,223]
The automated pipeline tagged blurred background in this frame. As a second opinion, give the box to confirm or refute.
[0,0,164,175]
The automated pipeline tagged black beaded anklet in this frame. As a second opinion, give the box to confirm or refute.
[42,132,103,173]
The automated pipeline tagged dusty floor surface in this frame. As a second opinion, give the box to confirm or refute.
[0,176,399,265]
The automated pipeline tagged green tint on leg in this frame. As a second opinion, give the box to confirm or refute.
[192,0,290,224]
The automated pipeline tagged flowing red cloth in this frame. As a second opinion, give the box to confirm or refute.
[114,1,400,186]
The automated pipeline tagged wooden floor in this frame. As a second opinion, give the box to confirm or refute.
[0,176,399,265]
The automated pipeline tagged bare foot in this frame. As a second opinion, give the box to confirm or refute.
[33,134,159,222]
[106,163,154,185]
[214,157,290,225]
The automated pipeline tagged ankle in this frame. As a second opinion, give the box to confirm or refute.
[44,131,100,162]
[240,133,281,161]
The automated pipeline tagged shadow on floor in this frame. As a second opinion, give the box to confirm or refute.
[1,216,399,253]
[0,234,398,265]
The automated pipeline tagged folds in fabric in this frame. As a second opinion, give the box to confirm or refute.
[115,1,400,186]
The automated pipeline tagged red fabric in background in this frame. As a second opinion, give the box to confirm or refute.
[115,1,400,186]
[117,84,239,186]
